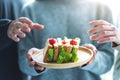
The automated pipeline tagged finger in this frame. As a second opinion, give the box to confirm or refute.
[82,44,97,65]
[11,22,26,38]
[35,67,45,71]
[98,36,116,44]
[84,44,95,50]
[87,56,95,64]
[13,22,26,32]
[27,52,36,67]
[27,53,32,61]
[35,64,45,71]
[28,48,40,56]
[28,48,35,56]
[17,29,26,38]
[18,17,33,26]
[84,44,97,55]
[21,23,31,32]
[15,22,31,32]
[29,61,36,67]
[11,33,20,42]
[89,20,110,26]
[90,31,115,40]
[7,21,16,38]
[12,21,31,33]
[32,23,44,30]
[88,25,115,34]
[20,23,43,32]
[27,48,44,67]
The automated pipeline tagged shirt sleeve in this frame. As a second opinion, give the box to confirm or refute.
[0,19,12,39]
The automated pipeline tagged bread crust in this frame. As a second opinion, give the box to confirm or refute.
[43,45,53,62]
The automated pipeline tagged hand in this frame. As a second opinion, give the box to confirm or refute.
[27,48,45,71]
[84,44,97,64]
[88,20,120,45]
[7,17,44,42]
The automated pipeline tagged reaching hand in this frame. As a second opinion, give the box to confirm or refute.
[88,20,120,45]
[7,17,44,42]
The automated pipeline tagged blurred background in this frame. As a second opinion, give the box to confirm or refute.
[96,0,120,24]
[25,0,120,25]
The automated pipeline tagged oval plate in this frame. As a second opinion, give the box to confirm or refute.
[32,46,93,69]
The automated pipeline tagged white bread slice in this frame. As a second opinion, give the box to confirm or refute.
[63,39,73,53]
[53,38,63,61]
[73,38,80,51]
[43,39,53,62]
[53,42,59,61]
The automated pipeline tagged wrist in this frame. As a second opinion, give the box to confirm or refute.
[0,19,12,38]
[7,20,16,38]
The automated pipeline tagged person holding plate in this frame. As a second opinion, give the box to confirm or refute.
[17,0,114,80]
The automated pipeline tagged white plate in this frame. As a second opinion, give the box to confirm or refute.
[32,46,93,69]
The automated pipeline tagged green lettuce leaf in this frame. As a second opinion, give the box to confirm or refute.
[47,48,54,62]
[71,48,79,62]
[57,46,72,64]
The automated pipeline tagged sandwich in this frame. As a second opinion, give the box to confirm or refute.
[43,37,80,64]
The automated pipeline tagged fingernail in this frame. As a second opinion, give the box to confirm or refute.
[87,30,91,34]
[41,25,44,28]
[97,41,102,44]
[27,28,31,32]
[15,38,20,42]
[90,36,93,40]
[89,22,92,24]
[23,34,26,37]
